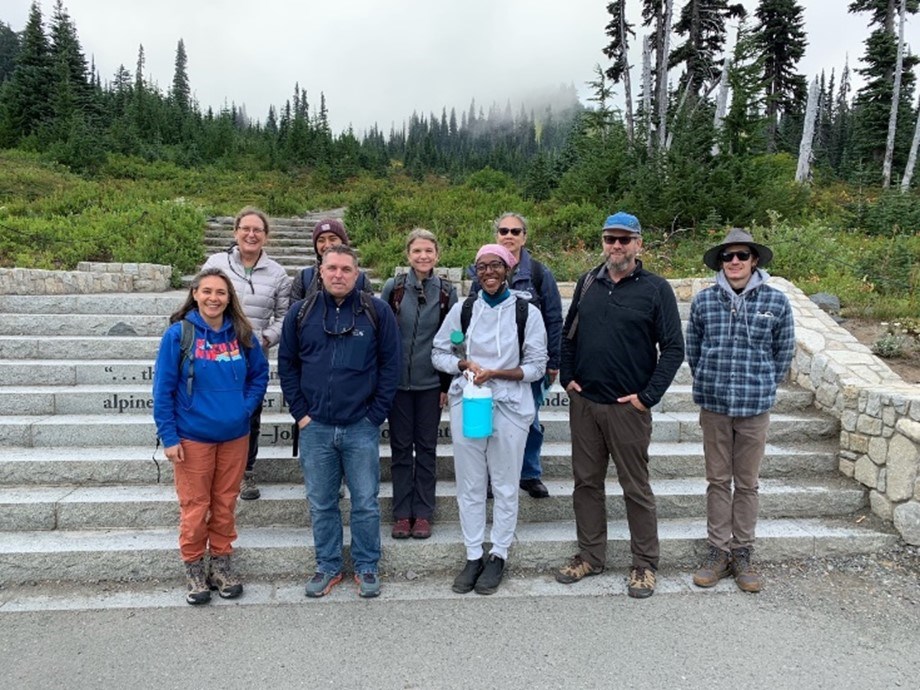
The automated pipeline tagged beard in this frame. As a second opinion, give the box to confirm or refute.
[605,254,632,274]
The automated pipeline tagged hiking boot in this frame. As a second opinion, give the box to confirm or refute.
[391,518,412,539]
[474,554,506,595]
[451,558,484,594]
[355,572,381,598]
[239,471,260,501]
[520,478,550,499]
[627,566,656,599]
[410,518,432,539]
[731,547,763,593]
[305,571,343,598]
[555,554,604,584]
[207,553,243,599]
[184,559,211,605]
[693,545,732,588]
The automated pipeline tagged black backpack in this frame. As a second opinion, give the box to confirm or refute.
[459,293,529,362]
[387,273,453,324]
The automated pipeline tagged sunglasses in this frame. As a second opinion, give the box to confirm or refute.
[498,227,524,237]
[720,250,752,263]
[602,235,636,246]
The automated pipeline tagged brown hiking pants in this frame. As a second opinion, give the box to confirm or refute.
[569,393,659,570]
[699,408,770,551]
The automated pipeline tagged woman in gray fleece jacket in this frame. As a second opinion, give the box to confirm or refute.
[380,229,457,540]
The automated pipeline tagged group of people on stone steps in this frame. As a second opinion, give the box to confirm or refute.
[152,207,794,605]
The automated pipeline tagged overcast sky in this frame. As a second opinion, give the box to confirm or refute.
[4,1,920,133]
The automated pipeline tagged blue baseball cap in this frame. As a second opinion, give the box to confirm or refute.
[602,212,642,234]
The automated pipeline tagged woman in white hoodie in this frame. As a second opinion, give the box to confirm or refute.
[432,243,547,595]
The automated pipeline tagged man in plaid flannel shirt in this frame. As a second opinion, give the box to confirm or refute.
[686,228,795,593]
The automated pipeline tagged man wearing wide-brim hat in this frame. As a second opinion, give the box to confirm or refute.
[686,228,795,593]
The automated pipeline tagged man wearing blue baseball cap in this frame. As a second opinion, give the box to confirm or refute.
[556,211,684,598]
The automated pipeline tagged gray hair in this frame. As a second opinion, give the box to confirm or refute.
[405,228,440,254]
[494,212,528,235]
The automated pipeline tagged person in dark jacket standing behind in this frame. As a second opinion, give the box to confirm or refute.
[153,268,269,605]
[202,207,291,501]
[291,218,372,300]
[278,245,400,599]
[555,212,684,599]
[687,229,795,593]
[380,229,458,540]
[468,212,562,499]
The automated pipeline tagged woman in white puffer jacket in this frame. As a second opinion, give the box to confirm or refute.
[202,206,291,500]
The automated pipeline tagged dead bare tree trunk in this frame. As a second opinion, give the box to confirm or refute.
[796,77,820,183]
[620,5,635,144]
[883,0,907,188]
[901,92,920,191]
[712,57,732,156]
[643,34,654,154]
[657,0,674,151]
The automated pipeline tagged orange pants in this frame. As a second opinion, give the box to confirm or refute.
[173,435,249,563]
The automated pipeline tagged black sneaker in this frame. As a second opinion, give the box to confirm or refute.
[519,478,550,499]
[451,558,484,594]
[474,555,506,595]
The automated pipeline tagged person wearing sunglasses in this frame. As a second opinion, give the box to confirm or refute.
[467,213,563,500]
[687,228,795,593]
[202,207,292,501]
[556,211,684,599]
[277,245,401,599]
[433,244,548,595]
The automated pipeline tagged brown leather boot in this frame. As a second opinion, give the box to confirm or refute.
[731,547,763,593]
[693,545,732,587]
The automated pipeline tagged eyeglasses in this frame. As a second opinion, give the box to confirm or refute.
[498,227,524,237]
[238,226,266,235]
[720,250,752,263]
[602,235,635,246]
[322,299,356,336]
[475,260,506,274]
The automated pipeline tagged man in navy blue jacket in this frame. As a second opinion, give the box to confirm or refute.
[278,245,400,599]
[468,212,563,499]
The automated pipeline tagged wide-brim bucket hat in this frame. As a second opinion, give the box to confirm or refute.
[703,228,774,271]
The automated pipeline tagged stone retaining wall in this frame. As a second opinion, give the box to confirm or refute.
[672,276,920,546]
[0,263,172,294]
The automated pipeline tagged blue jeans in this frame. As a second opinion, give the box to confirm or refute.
[521,380,544,481]
[299,417,381,575]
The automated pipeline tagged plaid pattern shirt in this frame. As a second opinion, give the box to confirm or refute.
[686,277,795,417]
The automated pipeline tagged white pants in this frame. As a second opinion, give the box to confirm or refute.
[450,402,528,561]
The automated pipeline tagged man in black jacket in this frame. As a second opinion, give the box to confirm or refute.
[555,212,684,599]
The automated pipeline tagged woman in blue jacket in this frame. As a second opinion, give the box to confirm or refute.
[153,267,269,605]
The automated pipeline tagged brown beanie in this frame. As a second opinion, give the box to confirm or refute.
[312,218,349,252]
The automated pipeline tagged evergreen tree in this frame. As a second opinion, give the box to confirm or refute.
[670,0,747,96]
[849,0,919,175]
[603,0,636,142]
[0,1,54,144]
[170,38,191,112]
[754,0,808,151]
[0,20,19,84]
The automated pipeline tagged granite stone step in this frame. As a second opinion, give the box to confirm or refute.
[0,441,839,486]
[0,477,867,532]
[0,410,839,448]
[0,518,896,584]
[0,383,814,417]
